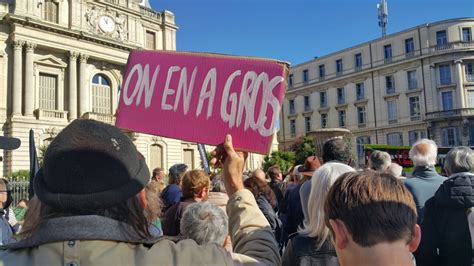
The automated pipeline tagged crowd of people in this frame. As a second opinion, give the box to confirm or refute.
[0,119,472,266]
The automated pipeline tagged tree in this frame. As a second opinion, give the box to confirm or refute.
[262,150,296,173]
[290,136,316,165]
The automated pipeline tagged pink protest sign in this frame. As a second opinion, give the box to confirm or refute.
[116,50,288,154]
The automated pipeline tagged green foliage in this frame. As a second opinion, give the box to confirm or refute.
[290,136,316,165]
[262,150,296,173]
[9,170,30,179]
[38,144,49,168]
[200,151,221,174]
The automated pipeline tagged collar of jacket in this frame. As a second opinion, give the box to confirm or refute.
[412,165,438,178]
[5,215,160,249]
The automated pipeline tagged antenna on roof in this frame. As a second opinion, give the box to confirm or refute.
[377,0,388,37]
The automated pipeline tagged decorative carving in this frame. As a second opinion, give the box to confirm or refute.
[85,5,128,42]
[69,51,79,60]
[113,13,128,41]
[79,53,89,63]
[12,40,24,49]
[25,42,37,52]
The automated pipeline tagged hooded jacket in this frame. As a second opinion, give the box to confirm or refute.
[415,172,474,266]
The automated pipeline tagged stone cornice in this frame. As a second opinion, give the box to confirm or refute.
[5,14,140,52]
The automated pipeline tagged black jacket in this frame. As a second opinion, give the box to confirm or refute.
[256,196,282,241]
[415,172,474,266]
[282,233,339,266]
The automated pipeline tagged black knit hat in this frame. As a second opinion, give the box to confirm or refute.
[34,119,150,211]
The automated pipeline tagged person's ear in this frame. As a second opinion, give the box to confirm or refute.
[408,224,421,252]
[329,219,349,250]
[138,189,147,209]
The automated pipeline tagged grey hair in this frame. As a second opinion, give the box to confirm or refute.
[386,163,403,179]
[409,139,438,167]
[444,146,474,174]
[369,150,392,171]
[180,201,228,246]
[293,165,303,181]
[299,162,354,248]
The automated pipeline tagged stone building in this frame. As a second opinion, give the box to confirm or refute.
[0,0,269,175]
[279,18,474,166]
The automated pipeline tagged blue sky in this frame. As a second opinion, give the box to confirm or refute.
[150,0,474,66]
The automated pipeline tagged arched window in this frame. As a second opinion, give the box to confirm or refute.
[91,74,112,114]
[150,144,163,170]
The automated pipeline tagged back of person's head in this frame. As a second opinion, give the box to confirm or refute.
[369,150,392,171]
[211,178,226,193]
[300,162,354,247]
[292,165,303,182]
[409,139,437,167]
[322,137,352,164]
[17,199,28,209]
[30,119,154,238]
[386,163,404,179]
[180,201,228,246]
[168,164,188,185]
[267,165,282,182]
[181,170,210,200]
[243,176,277,209]
[324,170,418,249]
[251,169,266,182]
[444,146,474,175]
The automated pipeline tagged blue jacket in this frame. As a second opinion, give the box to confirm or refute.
[160,184,182,210]
[403,166,446,223]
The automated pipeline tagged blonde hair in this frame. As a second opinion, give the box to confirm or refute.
[299,162,354,248]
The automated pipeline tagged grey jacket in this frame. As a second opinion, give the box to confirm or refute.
[403,166,446,223]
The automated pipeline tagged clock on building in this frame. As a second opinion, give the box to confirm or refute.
[98,15,115,33]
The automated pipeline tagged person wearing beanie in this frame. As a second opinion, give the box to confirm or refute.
[160,163,187,211]
[0,120,280,265]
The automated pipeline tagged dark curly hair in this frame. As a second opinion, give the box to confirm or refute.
[243,176,277,209]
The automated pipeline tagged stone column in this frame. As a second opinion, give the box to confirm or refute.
[12,40,24,116]
[24,42,36,117]
[454,60,465,108]
[68,51,78,120]
[79,53,89,117]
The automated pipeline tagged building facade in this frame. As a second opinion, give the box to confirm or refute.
[0,0,270,176]
[279,18,474,165]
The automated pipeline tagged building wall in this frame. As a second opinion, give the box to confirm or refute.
[280,18,474,165]
[0,0,197,175]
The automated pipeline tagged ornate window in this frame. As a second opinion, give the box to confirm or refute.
[44,1,59,23]
[183,149,194,169]
[39,73,57,110]
[91,74,112,114]
[146,31,156,50]
[149,144,163,170]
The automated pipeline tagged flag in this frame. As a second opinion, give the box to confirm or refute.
[28,129,39,199]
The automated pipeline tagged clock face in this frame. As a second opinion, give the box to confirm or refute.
[98,16,115,33]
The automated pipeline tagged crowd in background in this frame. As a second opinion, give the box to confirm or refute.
[0,119,472,266]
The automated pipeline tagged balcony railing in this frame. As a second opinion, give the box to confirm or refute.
[34,109,68,120]
[82,112,115,125]
[139,6,161,20]
[466,74,474,82]
[425,108,474,120]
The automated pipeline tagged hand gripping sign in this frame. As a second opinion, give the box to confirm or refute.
[116,50,289,154]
